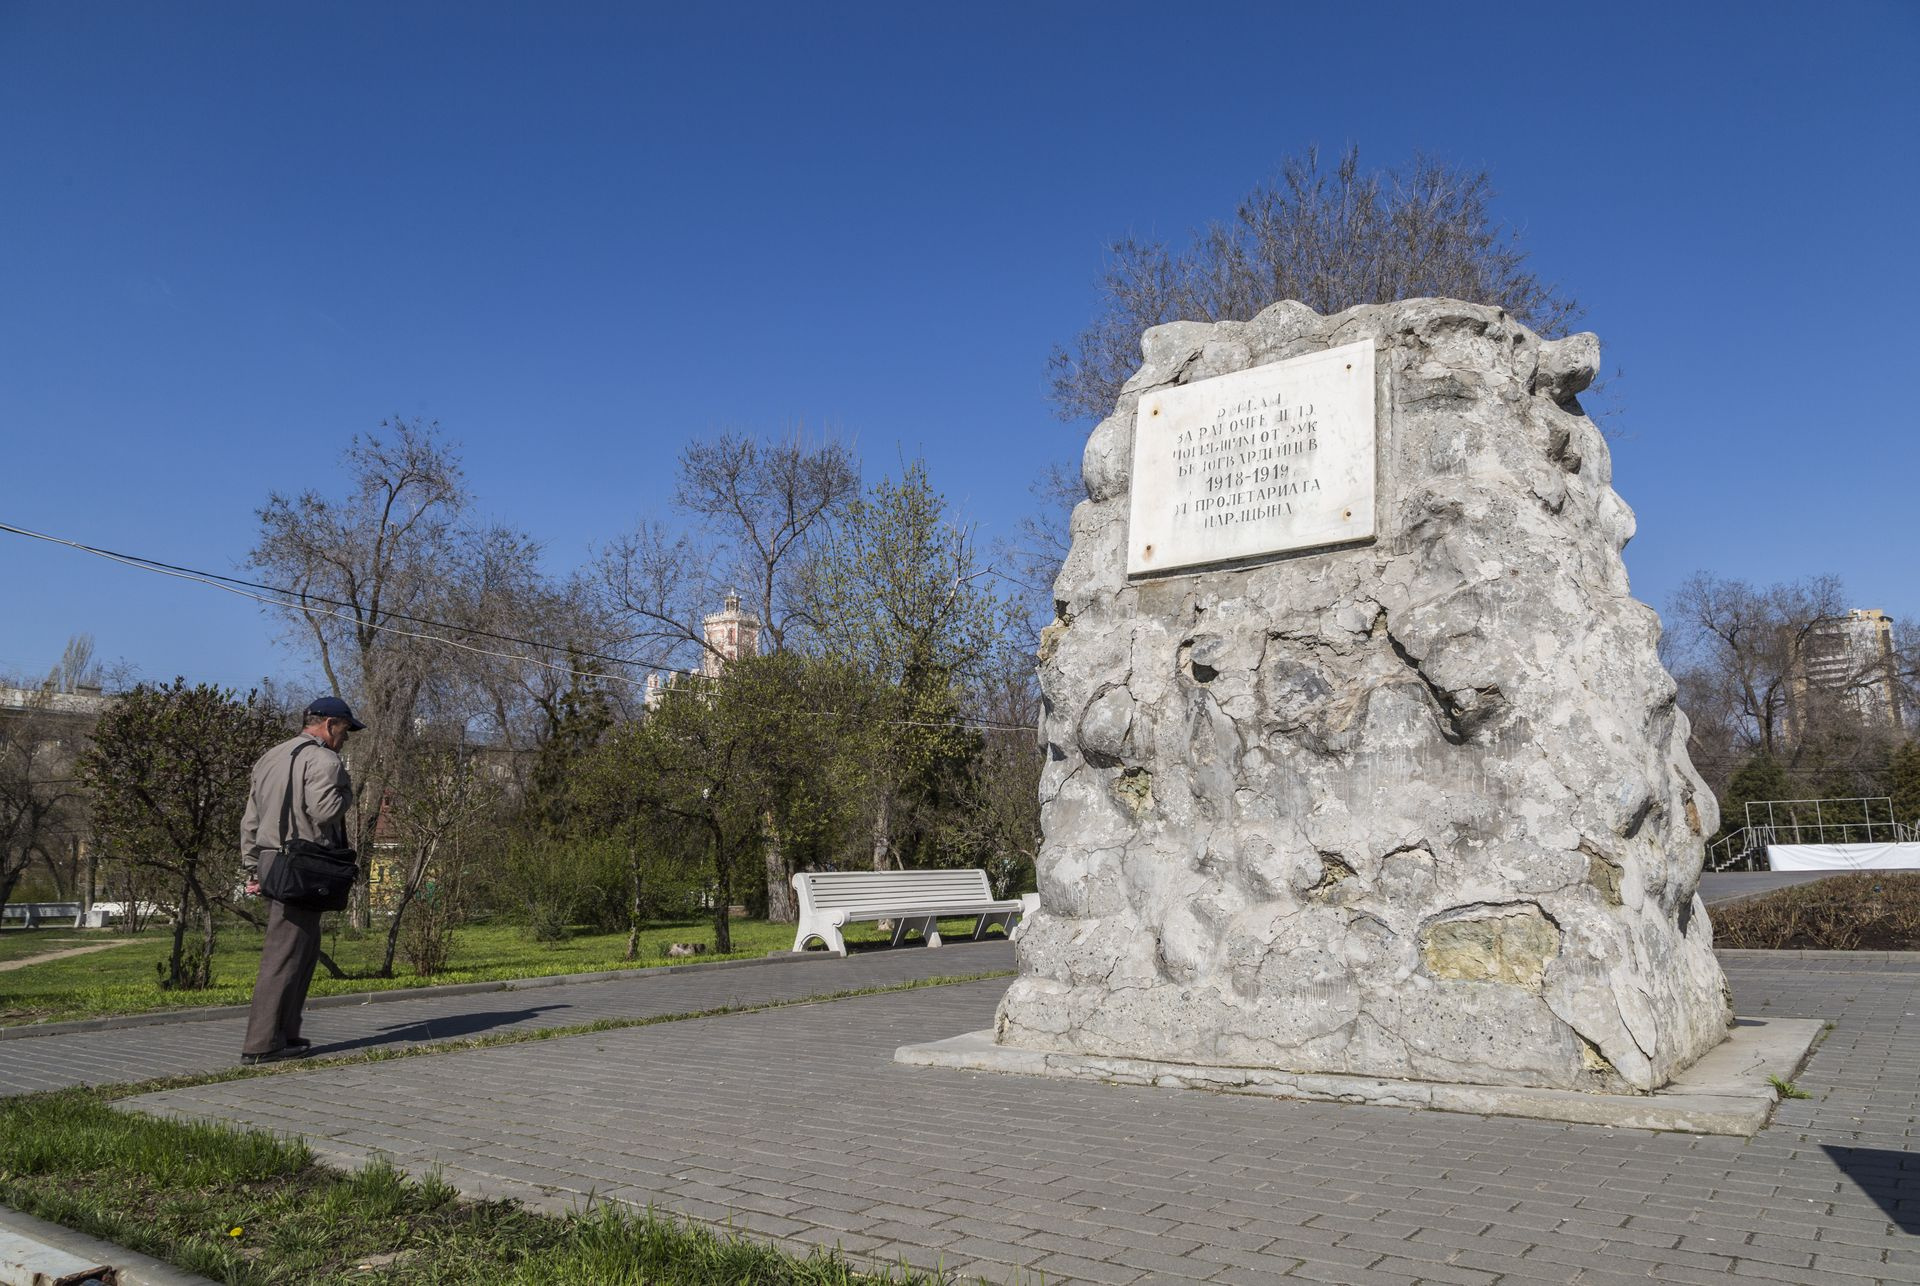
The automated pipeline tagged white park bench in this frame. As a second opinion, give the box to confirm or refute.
[790,869,1031,956]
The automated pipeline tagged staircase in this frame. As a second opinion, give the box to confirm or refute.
[1706,828,1770,872]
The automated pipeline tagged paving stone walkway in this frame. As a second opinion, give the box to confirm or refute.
[1698,872,1850,904]
[0,942,1014,1095]
[123,949,1919,1285]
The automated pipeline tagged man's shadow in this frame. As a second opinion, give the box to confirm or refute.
[309,1004,573,1056]
[1822,1145,1920,1234]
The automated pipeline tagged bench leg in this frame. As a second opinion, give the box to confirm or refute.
[973,911,1013,941]
[890,916,941,948]
[793,921,847,957]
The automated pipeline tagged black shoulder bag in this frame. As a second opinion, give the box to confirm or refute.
[259,742,359,911]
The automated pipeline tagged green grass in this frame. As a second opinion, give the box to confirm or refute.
[0,1088,951,1284]
[0,916,1007,1027]
[1768,1074,1813,1100]
[0,927,111,964]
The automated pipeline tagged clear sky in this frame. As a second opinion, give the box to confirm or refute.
[3,2,1915,693]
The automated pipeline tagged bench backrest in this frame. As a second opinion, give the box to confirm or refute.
[793,868,998,915]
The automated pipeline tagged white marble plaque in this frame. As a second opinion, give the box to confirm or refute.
[1128,339,1376,575]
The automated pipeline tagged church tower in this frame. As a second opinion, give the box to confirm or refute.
[701,590,762,678]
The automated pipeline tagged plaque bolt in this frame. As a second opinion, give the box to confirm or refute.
[1343,509,1352,519]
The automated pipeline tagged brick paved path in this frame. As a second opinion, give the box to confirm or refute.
[128,951,1920,1285]
[0,942,1013,1095]
[1698,872,1849,904]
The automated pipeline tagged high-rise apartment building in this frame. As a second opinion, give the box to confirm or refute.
[1788,608,1903,734]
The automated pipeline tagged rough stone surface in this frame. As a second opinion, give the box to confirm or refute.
[997,297,1733,1092]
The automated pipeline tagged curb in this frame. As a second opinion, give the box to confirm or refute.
[1716,947,1920,963]
[897,1015,1826,1137]
[0,940,1013,1042]
[0,1202,217,1286]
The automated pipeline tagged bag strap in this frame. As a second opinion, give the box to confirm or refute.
[278,741,312,849]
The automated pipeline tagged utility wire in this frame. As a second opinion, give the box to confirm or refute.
[0,519,1039,733]
[0,520,665,674]
[0,519,658,688]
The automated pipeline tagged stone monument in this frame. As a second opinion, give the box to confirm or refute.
[996,298,1737,1096]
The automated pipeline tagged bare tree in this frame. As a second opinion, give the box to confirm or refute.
[1666,573,1850,764]
[600,429,857,670]
[597,518,711,674]
[49,635,103,695]
[675,429,859,652]
[1663,573,1916,817]
[1048,145,1581,423]
[253,422,464,877]
[251,420,548,935]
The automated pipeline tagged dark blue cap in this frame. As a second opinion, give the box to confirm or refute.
[304,696,366,730]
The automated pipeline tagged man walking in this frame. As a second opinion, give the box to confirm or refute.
[239,696,363,1064]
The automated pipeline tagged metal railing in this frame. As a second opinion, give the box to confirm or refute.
[1744,797,1907,845]
[1706,798,1918,872]
[1707,828,1770,872]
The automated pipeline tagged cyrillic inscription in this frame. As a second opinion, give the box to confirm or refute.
[1128,340,1376,575]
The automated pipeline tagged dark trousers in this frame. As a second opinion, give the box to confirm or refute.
[242,895,323,1056]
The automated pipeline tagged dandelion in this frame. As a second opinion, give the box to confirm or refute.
[227,1226,244,1238]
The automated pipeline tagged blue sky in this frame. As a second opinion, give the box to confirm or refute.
[2,2,1915,692]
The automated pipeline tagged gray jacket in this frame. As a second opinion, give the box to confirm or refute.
[240,732,353,875]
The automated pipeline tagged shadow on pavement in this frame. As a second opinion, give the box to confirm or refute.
[311,1004,574,1056]
[1822,1144,1920,1234]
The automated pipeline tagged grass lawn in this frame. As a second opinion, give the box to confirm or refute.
[0,1086,944,1285]
[0,915,1005,1027]
[0,927,108,965]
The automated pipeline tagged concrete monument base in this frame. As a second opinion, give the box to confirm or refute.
[896,1016,1822,1137]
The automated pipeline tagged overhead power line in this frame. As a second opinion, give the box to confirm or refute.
[0,519,661,688]
[0,519,1039,734]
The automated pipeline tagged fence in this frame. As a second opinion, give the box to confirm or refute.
[1707,798,1918,872]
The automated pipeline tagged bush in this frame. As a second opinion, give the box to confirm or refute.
[398,892,456,976]
[525,897,572,943]
[1713,873,1920,950]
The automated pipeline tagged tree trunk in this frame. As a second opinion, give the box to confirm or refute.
[41,848,71,899]
[870,793,893,871]
[708,820,732,955]
[624,843,642,961]
[195,897,218,989]
[166,874,191,988]
[379,889,413,978]
[763,811,795,923]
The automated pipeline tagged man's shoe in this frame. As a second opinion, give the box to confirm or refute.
[284,1038,313,1052]
[241,1043,315,1066]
